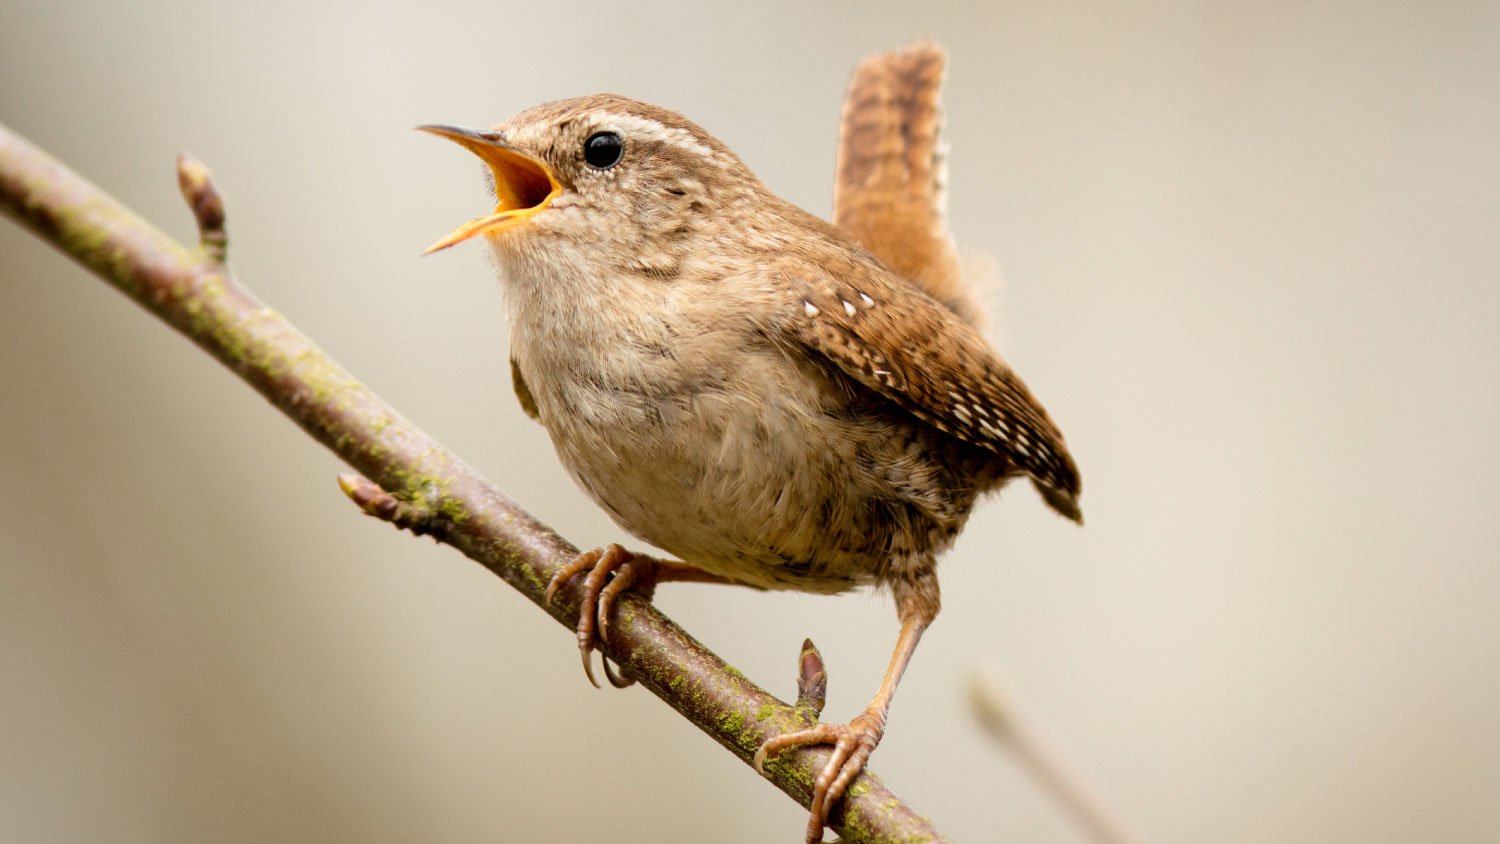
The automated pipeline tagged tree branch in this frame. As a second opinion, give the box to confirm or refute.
[0,122,952,843]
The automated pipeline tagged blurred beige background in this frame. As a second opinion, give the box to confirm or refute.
[3,1,1497,842]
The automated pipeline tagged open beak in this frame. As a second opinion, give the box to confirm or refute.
[417,124,562,255]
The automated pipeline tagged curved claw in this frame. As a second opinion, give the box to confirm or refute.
[597,560,645,644]
[755,714,885,844]
[601,656,635,689]
[753,723,840,774]
[545,544,657,690]
[578,643,601,689]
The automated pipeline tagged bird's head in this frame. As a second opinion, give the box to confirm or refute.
[420,94,756,262]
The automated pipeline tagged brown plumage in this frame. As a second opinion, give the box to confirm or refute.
[420,41,1080,844]
[835,39,983,329]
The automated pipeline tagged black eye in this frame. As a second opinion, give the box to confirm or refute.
[583,131,623,169]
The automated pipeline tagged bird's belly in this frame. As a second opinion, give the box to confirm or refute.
[526,351,894,593]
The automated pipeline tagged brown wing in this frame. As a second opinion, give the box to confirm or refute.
[776,259,1081,521]
[834,39,985,330]
[511,355,540,421]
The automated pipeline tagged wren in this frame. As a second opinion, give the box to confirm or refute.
[422,40,1080,843]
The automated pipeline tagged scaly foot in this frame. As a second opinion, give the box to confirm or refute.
[543,544,662,689]
[754,710,886,843]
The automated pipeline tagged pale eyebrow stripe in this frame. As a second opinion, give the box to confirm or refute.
[599,113,726,164]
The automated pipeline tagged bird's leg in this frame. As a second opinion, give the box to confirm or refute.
[755,575,938,844]
[544,544,742,689]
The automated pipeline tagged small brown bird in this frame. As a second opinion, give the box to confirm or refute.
[422,40,1079,843]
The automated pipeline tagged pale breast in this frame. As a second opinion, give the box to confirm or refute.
[500,256,977,592]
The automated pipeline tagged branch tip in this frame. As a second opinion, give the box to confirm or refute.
[337,473,436,536]
[795,638,827,716]
[175,151,227,263]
